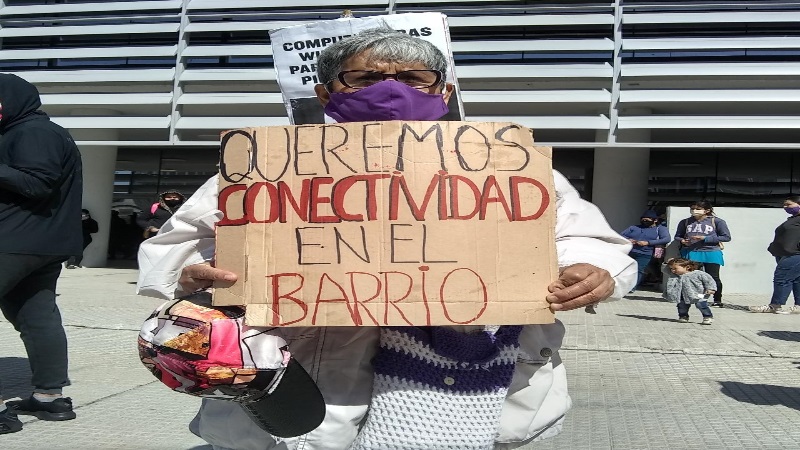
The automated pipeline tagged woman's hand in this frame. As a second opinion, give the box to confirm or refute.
[546,263,615,312]
[178,263,238,294]
[636,240,648,246]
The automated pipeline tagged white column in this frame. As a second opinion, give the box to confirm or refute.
[592,128,652,232]
[69,128,118,268]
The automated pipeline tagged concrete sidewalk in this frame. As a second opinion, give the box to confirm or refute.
[2,268,799,449]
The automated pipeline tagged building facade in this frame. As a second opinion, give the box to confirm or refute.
[2,0,799,291]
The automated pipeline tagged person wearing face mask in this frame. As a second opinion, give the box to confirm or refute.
[136,190,185,239]
[749,195,800,314]
[673,201,731,308]
[619,210,671,292]
[136,28,637,449]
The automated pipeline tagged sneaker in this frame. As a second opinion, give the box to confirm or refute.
[65,265,78,269]
[748,304,790,314]
[787,306,800,314]
[0,407,23,434]
[7,396,76,421]
[678,317,689,323]
[701,317,714,325]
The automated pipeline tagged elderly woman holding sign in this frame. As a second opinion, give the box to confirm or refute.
[137,28,636,449]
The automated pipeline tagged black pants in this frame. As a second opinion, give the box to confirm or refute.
[702,263,723,304]
[66,239,91,267]
[0,253,70,394]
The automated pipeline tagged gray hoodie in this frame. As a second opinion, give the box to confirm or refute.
[663,268,718,304]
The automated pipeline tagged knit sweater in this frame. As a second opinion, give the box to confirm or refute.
[350,326,523,450]
[662,269,718,304]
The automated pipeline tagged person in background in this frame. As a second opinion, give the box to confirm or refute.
[0,73,81,434]
[750,195,800,314]
[646,211,671,287]
[125,212,145,258]
[673,201,731,308]
[663,258,717,325]
[620,210,671,292]
[65,209,98,269]
[107,210,127,260]
[136,191,185,239]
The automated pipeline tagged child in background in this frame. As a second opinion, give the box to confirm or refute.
[664,258,718,325]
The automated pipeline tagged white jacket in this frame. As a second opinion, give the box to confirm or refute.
[137,171,636,450]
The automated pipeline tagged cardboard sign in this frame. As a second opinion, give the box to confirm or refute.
[213,121,556,327]
[269,13,464,124]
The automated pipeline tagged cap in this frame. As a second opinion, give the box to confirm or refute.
[641,210,659,219]
[137,292,326,438]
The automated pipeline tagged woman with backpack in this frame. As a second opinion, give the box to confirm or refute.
[673,201,731,308]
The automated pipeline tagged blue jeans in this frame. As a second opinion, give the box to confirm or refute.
[629,252,652,289]
[770,254,800,306]
[677,300,713,319]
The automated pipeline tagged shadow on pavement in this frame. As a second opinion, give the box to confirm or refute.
[720,303,751,312]
[0,357,33,399]
[719,381,800,410]
[186,446,213,450]
[616,314,680,322]
[623,295,673,303]
[757,331,800,342]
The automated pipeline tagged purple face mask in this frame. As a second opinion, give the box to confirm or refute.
[324,80,449,122]
[785,206,800,215]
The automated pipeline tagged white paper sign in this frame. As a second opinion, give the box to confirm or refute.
[270,12,464,124]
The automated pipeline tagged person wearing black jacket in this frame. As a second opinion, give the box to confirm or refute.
[136,191,185,239]
[750,195,800,314]
[0,73,82,434]
[65,209,99,269]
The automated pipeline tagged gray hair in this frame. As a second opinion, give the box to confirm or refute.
[316,27,448,85]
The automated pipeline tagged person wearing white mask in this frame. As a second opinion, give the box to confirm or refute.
[673,201,731,307]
